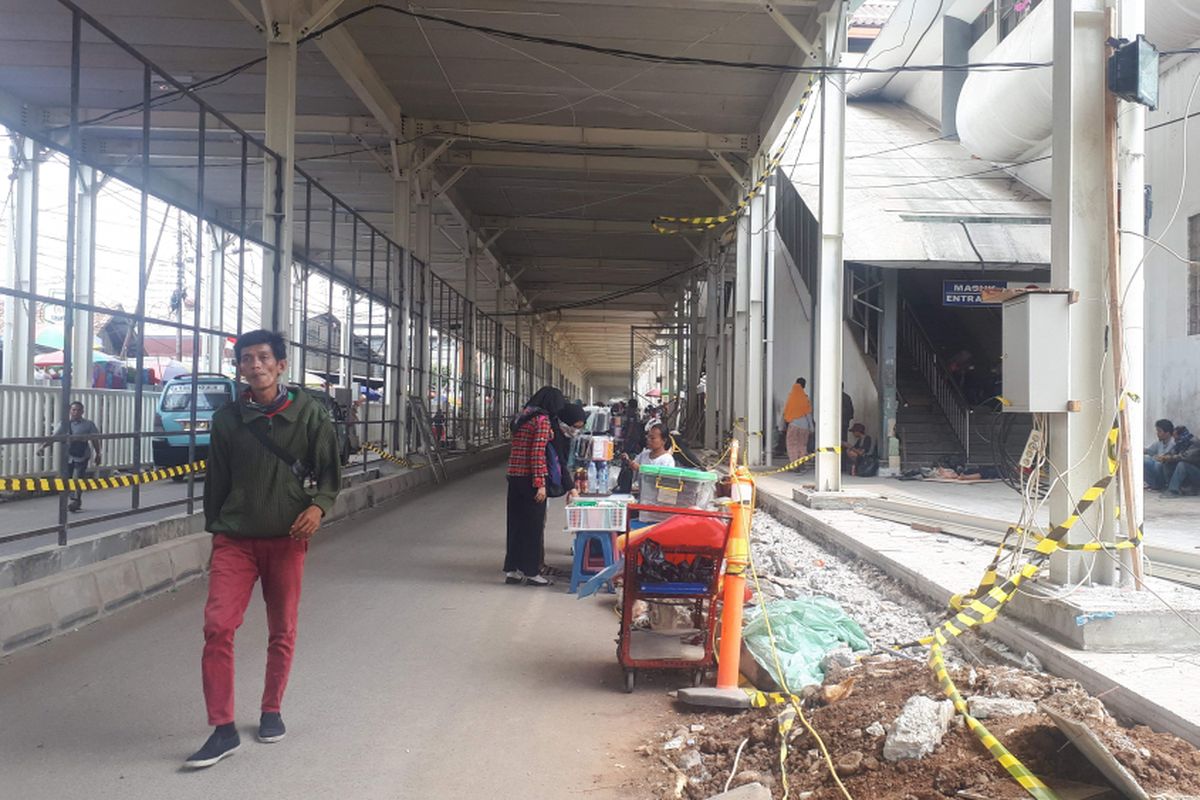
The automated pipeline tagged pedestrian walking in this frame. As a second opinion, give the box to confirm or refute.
[782,378,813,467]
[185,330,342,769]
[37,401,101,513]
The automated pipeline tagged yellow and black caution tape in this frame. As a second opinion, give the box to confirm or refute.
[745,689,803,708]
[749,446,841,477]
[0,461,207,494]
[360,441,425,470]
[652,75,819,236]
[916,411,1147,800]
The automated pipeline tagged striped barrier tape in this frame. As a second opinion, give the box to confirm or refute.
[0,461,207,494]
[918,410,1145,800]
[748,446,841,477]
[360,442,425,470]
[652,75,819,235]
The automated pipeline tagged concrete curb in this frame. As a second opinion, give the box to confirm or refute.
[754,486,1200,748]
[0,446,509,656]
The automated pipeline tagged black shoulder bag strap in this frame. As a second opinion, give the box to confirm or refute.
[245,418,309,484]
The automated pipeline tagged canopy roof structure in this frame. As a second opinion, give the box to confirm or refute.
[0,0,844,381]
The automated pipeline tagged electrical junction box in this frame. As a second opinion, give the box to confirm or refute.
[1001,293,1070,413]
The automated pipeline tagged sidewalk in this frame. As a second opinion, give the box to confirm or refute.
[754,473,1200,748]
[0,466,667,800]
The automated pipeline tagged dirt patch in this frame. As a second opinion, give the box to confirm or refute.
[643,660,1200,800]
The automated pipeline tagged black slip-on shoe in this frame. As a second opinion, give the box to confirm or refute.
[257,712,286,743]
[184,728,241,768]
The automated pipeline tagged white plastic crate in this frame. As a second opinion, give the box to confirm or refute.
[566,503,628,531]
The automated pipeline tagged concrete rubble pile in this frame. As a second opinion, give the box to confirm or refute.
[638,510,1200,799]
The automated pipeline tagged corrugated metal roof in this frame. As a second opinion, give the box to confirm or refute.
[851,1,900,28]
[782,101,1051,268]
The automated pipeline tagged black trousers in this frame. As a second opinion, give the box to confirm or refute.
[505,475,546,576]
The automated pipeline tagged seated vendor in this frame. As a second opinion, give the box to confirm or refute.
[624,422,675,475]
[842,423,876,477]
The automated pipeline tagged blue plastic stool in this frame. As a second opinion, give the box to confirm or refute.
[569,531,616,594]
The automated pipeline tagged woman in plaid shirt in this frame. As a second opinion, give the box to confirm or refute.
[505,387,586,586]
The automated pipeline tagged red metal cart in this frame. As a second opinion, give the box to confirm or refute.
[617,504,733,692]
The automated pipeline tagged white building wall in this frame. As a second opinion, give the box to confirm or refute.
[770,240,879,450]
[1144,54,1200,432]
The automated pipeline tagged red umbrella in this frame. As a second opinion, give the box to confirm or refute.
[645,387,662,398]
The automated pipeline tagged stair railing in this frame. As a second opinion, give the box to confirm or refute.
[898,301,972,461]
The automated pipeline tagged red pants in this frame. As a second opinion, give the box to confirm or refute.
[201,534,308,726]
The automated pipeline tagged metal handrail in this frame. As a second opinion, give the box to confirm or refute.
[898,301,972,460]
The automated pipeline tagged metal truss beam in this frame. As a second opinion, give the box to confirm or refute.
[441,149,726,176]
[413,119,756,152]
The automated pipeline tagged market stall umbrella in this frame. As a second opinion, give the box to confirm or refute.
[33,349,121,367]
[645,387,662,399]
[35,329,102,351]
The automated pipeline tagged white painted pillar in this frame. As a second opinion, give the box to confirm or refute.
[814,3,847,492]
[733,203,752,453]
[746,181,767,465]
[71,166,97,387]
[262,25,297,338]
[3,137,36,385]
[764,182,778,467]
[1049,0,1112,585]
[463,236,478,446]
[704,254,721,447]
[206,232,226,374]
[392,154,412,455]
[1117,0,1146,585]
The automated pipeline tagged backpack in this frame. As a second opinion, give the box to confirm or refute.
[513,409,571,498]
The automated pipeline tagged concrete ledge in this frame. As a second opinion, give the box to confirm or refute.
[754,482,1200,748]
[0,445,510,656]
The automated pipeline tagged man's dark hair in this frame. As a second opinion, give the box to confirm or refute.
[69,401,84,411]
[234,329,287,363]
[796,377,806,388]
[1155,418,1175,435]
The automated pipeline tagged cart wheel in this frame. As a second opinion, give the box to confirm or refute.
[691,669,705,688]
[624,669,636,693]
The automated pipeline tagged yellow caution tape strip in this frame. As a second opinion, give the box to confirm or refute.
[746,689,803,708]
[0,461,206,494]
[921,410,1145,800]
[748,446,841,477]
[360,442,425,470]
[652,75,819,235]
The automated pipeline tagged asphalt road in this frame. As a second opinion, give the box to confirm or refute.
[0,466,673,799]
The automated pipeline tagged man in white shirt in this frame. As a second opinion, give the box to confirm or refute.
[1145,418,1176,491]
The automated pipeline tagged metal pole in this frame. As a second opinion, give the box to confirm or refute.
[1114,0,1146,587]
[764,181,777,468]
[131,66,151,510]
[1048,0,1112,585]
[746,178,767,465]
[814,2,847,493]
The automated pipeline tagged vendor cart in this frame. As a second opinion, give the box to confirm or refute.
[617,504,733,692]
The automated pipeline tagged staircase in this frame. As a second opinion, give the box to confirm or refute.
[896,302,1031,471]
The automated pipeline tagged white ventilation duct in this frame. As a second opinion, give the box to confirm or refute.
[955,0,1200,166]
[954,0,1054,164]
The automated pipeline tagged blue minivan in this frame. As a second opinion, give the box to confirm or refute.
[152,373,239,469]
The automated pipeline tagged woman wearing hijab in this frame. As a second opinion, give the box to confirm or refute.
[505,387,586,586]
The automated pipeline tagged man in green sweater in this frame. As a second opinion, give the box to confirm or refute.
[185,330,342,769]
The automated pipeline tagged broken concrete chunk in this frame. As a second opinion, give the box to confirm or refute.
[677,748,704,772]
[704,782,772,800]
[865,721,886,738]
[820,644,856,672]
[968,696,1039,720]
[883,696,955,762]
[835,750,865,776]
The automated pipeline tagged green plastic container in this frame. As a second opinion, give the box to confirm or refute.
[637,464,718,521]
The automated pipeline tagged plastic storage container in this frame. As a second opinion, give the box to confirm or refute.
[566,500,628,531]
[637,464,718,522]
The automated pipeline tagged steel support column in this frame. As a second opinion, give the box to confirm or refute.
[4,137,37,386]
[746,181,768,465]
[1116,0,1146,586]
[704,251,721,447]
[392,151,412,456]
[733,201,752,454]
[814,2,847,492]
[879,270,899,473]
[262,26,297,339]
[70,166,97,386]
[463,236,478,446]
[1049,0,1112,584]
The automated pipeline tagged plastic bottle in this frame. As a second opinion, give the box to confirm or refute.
[586,461,598,493]
[598,461,610,494]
